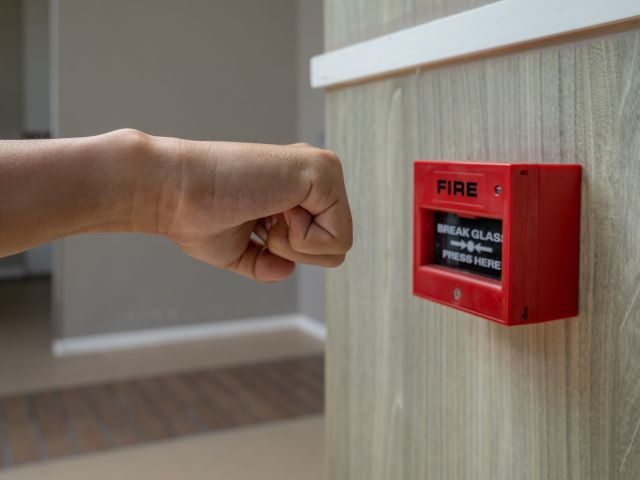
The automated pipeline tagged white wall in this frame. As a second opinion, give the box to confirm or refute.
[51,0,299,338]
[296,0,326,323]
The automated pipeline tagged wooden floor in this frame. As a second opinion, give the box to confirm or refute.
[0,355,324,470]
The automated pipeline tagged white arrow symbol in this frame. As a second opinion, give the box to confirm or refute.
[450,240,468,250]
[474,243,493,254]
[450,239,493,254]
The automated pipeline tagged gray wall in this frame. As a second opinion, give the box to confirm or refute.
[23,0,53,275]
[0,0,25,278]
[22,0,50,134]
[51,0,299,338]
[296,0,325,147]
[0,0,22,139]
[296,0,325,323]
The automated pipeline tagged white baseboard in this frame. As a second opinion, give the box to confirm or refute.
[294,316,327,342]
[52,313,326,357]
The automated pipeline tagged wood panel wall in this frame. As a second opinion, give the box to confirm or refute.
[325,0,494,50]
[325,7,640,478]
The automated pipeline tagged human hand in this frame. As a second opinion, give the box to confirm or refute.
[155,138,353,282]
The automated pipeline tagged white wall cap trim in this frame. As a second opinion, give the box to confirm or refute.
[311,0,640,88]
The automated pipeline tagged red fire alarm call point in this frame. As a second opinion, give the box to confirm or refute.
[413,161,581,326]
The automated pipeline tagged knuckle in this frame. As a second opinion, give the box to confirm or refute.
[317,149,342,170]
[266,240,285,258]
[288,233,306,252]
[341,234,353,252]
[307,149,342,175]
[326,254,346,267]
[304,150,344,192]
[267,233,291,257]
[334,221,353,253]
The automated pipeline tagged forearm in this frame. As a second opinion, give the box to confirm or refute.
[0,129,352,282]
[0,129,171,257]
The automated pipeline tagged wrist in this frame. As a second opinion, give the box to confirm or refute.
[92,128,179,236]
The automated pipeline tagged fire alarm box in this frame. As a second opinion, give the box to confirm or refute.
[413,161,581,326]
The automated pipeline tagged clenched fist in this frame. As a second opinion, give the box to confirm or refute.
[157,138,353,281]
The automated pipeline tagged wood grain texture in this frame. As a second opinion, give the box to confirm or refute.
[325,0,494,50]
[325,22,640,480]
[314,1,640,88]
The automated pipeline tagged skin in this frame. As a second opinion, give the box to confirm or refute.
[0,129,353,282]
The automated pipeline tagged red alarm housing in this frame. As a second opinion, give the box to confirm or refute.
[413,161,581,326]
